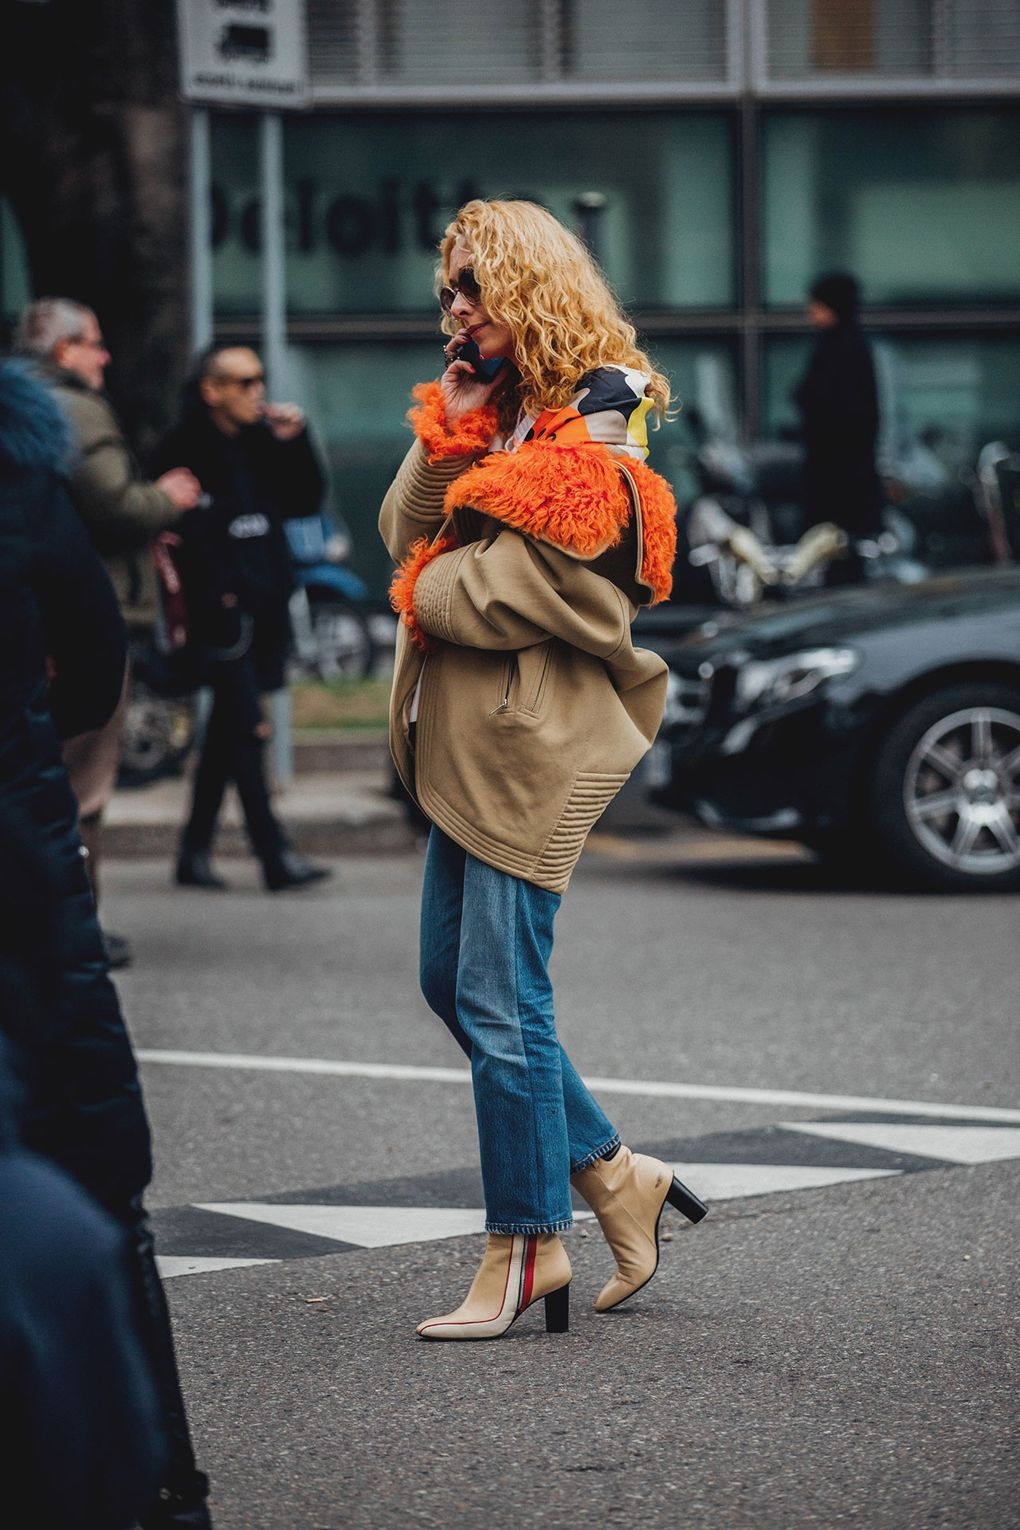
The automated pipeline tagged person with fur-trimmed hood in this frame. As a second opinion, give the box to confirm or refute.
[0,359,213,1528]
[380,199,707,1343]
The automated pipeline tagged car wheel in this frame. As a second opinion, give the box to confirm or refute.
[870,682,1020,891]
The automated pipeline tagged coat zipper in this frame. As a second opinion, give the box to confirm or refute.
[489,656,516,715]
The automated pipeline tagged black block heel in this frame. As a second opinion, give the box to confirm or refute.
[666,1177,708,1224]
[544,1283,570,1333]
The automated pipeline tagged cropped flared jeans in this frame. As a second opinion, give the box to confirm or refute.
[419,827,620,1234]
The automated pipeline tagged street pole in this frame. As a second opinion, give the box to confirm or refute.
[260,109,293,786]
[260,111,287,395]
[188,106,213,355]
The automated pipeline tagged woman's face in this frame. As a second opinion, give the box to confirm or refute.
[445,239,514,361]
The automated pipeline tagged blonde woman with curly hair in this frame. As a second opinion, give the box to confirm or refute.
[381,199,707,1342]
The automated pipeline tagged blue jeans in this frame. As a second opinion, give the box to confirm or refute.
[419,827,620,1234]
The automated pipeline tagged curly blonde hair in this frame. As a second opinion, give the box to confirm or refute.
[438,199,671,426]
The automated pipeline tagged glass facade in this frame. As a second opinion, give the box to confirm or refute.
[203,94,1020,593]
[762,108,1020,308]
[210,110,736,316]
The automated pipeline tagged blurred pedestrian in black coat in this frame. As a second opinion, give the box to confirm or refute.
[152,345,331,892]
[0,359,213,1529]
[794,273,884,570]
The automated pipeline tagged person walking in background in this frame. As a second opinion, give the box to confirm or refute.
[794,271,884,584]
[15,296,202,967]
[381,199,707,1342]
[0,358,213,1528]
[152,344,330,892]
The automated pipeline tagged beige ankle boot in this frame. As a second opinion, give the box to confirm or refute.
[416,1233,572,1341]
[571,1147,707,1312]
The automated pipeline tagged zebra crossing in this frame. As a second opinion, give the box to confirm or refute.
[152,1115,1020,1279]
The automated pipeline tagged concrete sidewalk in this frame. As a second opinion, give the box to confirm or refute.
[106,732,417,857]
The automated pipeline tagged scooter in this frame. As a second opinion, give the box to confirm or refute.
[678,433,927,611]
[286,511,376,681]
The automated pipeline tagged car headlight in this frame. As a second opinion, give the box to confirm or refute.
[735,647,858,713]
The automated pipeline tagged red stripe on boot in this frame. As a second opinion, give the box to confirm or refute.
[520,1236,537,1311]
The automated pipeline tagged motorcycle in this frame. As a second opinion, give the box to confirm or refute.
[286,510,377,681]
[677,427,928,612]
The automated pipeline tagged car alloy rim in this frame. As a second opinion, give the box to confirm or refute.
[904,706,1020,876]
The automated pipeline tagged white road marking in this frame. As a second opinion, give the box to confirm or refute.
[197,1203,539,1247]
[156,1256,275,1280]
[670,1163,900,1201]
[785,1122,1020,1165]
[136,1049,1020,1123]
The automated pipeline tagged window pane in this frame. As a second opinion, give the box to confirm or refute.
[1,198,32,324]
[381,0,542,87]
[566,0,727,83]
[210,110,735,317]
[946,0,1020,78]
[767,0,930,78]
[763,109,1020,307]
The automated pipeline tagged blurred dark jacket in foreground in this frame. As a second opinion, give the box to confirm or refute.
[0,1023,167,1530]
[0,360,212,1527]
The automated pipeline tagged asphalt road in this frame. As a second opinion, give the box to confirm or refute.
[105,833,1020,1530]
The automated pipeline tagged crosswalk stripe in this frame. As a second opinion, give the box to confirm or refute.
[196,1203,493,1247]
[669,1162,900,1201]
[783,1122,1020,1165]
[152,1116,1020,1279]
[157,1256,276,1279]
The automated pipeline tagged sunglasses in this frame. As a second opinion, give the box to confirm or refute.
[218,372,265,390]
[439,268,482,312]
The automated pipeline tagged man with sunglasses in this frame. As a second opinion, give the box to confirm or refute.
[152,345,330,892]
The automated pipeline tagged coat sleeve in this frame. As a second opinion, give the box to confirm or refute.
[411,528,633,658]
[27,475,127,739]
[67,392,180,554]
[379,439,482,563]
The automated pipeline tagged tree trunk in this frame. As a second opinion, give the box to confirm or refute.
[0,0,188,452]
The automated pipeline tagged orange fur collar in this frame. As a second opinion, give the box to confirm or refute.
[444,441,677,604]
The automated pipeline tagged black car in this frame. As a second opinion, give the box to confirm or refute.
[638,568,1020,891]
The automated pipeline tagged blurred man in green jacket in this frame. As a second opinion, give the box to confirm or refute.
[16,298,201,967]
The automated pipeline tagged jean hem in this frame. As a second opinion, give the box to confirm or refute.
[485,1218,574,1235]
[569,1134,622,1174]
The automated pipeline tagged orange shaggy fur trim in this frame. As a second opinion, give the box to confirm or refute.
[444,442,631,557]
[389,531,460,652]
[444,442,677,604]
[408,381,499,463]
[625,457,678,605]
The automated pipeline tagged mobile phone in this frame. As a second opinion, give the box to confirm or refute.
[449,336,505,383]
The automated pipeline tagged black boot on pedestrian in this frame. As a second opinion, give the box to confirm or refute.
[262,847,331,892]
[175,848,229,891]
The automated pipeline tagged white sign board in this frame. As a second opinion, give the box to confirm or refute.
[177,0,309,109]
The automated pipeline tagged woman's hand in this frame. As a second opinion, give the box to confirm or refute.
[440,330,506,425]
